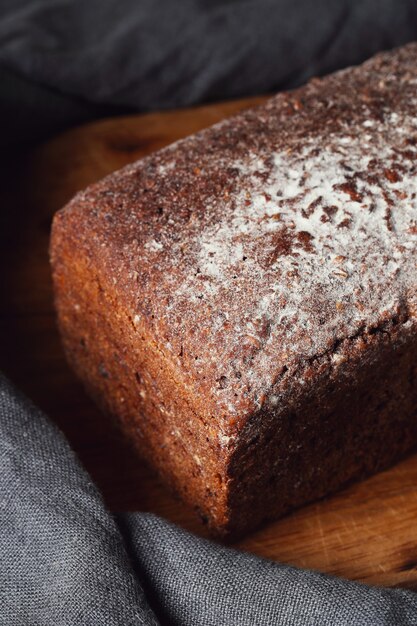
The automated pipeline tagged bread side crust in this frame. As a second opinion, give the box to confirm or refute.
[51,212,232,535]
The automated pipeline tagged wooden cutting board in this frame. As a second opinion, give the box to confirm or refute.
[1,97,417,590]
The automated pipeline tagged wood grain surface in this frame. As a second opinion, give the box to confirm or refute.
[1,97,417,590]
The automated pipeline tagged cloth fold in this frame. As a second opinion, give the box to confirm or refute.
[1,0,417,146]
[2,372,417,625]
[2,0,417,108]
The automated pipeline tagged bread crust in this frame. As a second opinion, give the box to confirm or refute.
[51,44,417,538]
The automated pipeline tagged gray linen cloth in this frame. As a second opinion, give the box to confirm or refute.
[2,373,417,625]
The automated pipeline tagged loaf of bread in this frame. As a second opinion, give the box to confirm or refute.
[51,44,417,539]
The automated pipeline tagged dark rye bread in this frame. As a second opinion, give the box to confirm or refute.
[51,44,417,539]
